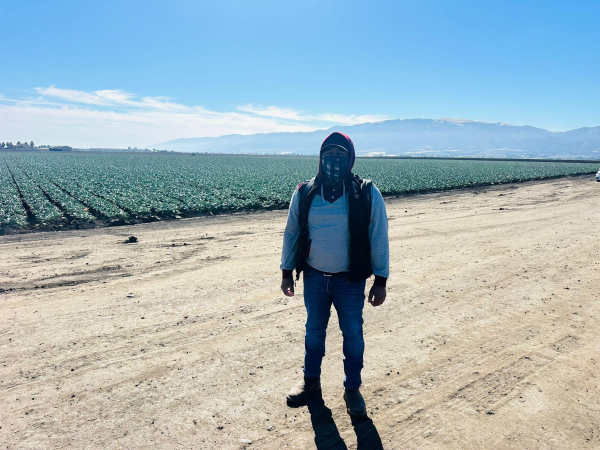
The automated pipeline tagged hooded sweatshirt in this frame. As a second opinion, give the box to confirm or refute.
[280,132,389,284]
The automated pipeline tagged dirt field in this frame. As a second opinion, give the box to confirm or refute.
[1,176,599,449]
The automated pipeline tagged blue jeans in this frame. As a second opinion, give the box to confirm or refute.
[302,266,367,390]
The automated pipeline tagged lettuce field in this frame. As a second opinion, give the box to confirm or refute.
[1,152,598,232]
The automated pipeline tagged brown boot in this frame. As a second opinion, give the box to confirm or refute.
[286,376,321,406]
[343,388,367,417]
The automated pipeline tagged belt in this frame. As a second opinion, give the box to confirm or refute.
[308,265,349,277]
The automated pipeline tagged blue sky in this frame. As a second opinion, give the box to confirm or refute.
[1,0,599,147]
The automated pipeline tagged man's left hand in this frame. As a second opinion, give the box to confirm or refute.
[368,285,386,307]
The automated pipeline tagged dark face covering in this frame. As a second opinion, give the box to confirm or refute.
[317,133,355,203]
[320,148,349,186]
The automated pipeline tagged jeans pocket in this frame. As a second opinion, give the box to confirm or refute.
[345,279,367,292]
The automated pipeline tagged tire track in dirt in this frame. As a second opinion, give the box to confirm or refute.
[3,294,304,392]
[371,334,584,447]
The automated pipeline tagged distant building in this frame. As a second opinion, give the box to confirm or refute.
[49,146,73,152]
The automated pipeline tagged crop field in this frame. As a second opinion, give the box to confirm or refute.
[1,152,598,232]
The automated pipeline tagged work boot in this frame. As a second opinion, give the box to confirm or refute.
[286,376,321,406]
[343,388,367,417]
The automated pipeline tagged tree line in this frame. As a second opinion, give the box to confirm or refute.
[1,141,36,148]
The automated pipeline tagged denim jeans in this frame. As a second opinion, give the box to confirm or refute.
[302,266,367,390]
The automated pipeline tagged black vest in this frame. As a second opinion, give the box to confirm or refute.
[295,174,373,282]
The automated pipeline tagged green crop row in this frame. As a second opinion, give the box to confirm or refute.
[0,158,29,227]
[0,152,597,231]
[5,160,63,223]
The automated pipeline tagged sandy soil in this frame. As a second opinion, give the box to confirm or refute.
[1,176,599,450]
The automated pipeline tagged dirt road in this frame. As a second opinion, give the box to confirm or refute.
[1,176,599,449]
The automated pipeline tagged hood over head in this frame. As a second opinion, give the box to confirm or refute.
[318,132,355,186]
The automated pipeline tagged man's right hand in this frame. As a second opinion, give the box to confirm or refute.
[281,278,295,297]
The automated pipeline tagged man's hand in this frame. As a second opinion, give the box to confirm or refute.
[368,284,386,307]
[281,278,295,297]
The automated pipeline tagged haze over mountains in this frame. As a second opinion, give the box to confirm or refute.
[154,118,600,159]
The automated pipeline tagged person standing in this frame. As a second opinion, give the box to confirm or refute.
[280,132,389,417]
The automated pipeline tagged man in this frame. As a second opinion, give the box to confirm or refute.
[280,131,389,417]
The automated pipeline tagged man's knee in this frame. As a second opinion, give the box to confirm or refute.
[339,319,364,341]
[305,328,327,357]
[305,312,330,336]
[305,327,327,339]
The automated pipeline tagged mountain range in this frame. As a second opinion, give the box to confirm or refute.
[153,118,600,159]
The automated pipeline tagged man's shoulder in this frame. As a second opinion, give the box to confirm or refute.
[356,176,376,193]
[354,174,373,186]
[296,177,316,192]
[366,181,384,202]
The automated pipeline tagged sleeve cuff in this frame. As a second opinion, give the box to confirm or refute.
[282,269,294,279]
[374,275,387,287]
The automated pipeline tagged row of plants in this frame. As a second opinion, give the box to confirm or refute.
[1,152,597,231]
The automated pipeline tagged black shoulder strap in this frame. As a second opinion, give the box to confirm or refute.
[351,175,372,217]
[295,177,319,280]
[361,178,373,216]
[297,177,316,206]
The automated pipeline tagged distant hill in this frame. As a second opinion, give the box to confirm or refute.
[153,118,600,159]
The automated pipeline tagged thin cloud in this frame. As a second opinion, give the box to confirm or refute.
[35,86,135,107]
[1,86,386,148]
[310,112,389,125]
[35,86,193,112]
[237,104,308,121]
[239,103,389,125]
[0,102,318,148]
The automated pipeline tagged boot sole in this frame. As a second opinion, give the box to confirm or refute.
[345,406,367,417]
[286,386,321,407]
[343,393,367,417]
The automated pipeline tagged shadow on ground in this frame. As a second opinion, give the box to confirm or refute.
[289,390,384,450]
